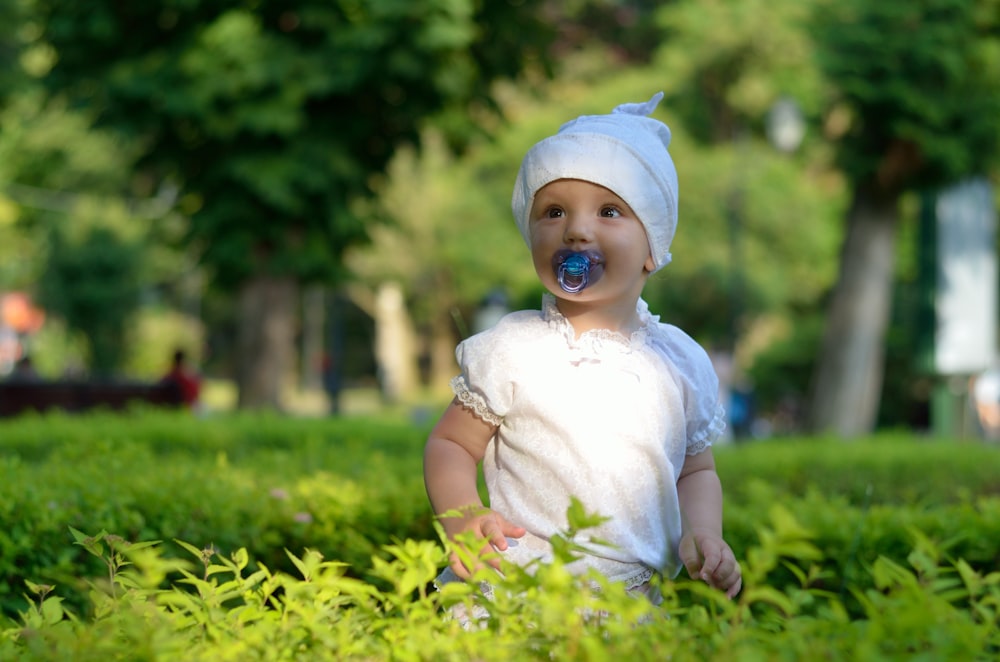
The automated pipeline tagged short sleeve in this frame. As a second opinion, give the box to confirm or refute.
[651,325,727,455]
[451,316,525,426]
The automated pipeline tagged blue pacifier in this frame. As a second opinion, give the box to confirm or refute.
[553,249,604,293]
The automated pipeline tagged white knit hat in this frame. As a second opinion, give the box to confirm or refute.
[511,92,678,272]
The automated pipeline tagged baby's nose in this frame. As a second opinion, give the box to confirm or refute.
[562,215,596,245]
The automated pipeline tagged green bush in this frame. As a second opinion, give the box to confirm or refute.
[0,410,435,618]
[1,411,998,658]
[716,434,1000,505]
[1,507,998,661]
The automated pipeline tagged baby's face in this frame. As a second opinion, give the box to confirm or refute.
[528,179,654,305]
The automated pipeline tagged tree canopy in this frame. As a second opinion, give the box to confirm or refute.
[813,0,1000,193]
[30,0,555,288]
[3,0,998,427]
[20,0,558,404]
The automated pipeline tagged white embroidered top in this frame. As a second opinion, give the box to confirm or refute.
[450,294,726,587]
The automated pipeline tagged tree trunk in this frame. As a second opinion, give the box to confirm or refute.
[236,275,298,410]
[373,282,418,403]
[300,284,325,392]
[429,309,459,394]
[808,182,899,437]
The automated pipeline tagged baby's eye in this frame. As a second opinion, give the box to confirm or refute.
[544,206,565,219]
[600,206,622,218]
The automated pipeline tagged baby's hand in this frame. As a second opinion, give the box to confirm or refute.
[679,530,742,598]
[442,508,526,580]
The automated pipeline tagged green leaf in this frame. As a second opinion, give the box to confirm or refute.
[230,548,249,572]
[24,579,51,597]
[70,527,108,559]
[173,539,206,560]
[285,549,311,581]
[565,496,610,532]
[40,596,64,625]
[741,585,796,615]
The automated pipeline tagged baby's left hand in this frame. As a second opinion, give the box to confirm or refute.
[679,530,742,598]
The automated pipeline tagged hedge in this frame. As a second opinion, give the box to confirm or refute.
[1,411,997,659]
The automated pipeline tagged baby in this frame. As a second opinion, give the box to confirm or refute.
[424,92,742,609]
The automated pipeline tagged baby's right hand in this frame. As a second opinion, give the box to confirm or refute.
[443,508,526,580]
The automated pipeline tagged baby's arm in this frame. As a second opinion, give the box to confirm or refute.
[424,399,526,579]
[676,448,742,598]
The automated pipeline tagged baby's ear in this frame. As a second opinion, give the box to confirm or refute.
[644,253,656,273]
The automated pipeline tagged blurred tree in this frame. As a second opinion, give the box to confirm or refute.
[0,0,30,102]
[37,227,143,377]
[546,0,668,63]
[807,0,1000,436]
[648,0,843,427]
[0,87,183,376]
[656,0,825,144]
[27,0,557,409]
[347,127,539,396]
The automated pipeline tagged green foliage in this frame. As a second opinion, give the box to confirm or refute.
[1,505,998,659]
[655,0,825,144]
[811,0,1000,191]
[17,0,562,406]
[36,226,145,376]
[0,411,434,618]
[0,93,136,199]
[347,127,538,340]
[716,434,1000,504]
[122,307,205,379]
[0,90,143,292]
[744,311,826,418]
[29,0,557,289]
[0,201,35,292]
[0,84,195,377]
[2,410,999,659]
[0,0,32,103]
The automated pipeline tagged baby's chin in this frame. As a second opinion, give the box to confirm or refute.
[540,282,596,303]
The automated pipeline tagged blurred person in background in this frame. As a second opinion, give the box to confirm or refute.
[971,366,1000,441]
[160,349,201,410]
[7,355,39,382]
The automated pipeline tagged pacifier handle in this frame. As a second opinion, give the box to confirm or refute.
[557,253,591,293]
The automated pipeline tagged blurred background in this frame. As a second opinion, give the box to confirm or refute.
[1,0,998,439]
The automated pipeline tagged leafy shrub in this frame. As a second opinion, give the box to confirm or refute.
[1,507,998,661]
[0,410,435,617]
[1,411,999,658]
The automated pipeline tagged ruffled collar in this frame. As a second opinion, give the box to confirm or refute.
[541,294,656,354]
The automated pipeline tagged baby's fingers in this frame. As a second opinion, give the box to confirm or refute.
[478,517,515,569]
[449,540,502,577]
[678,534,703,578]
[701,549,741,597]
[697,543,728,581]
[448,550,475,580]
[497,515,527,540]
[724,571,743,599]
[710,560,742,598]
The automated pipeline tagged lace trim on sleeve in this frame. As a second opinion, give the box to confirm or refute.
[686,403,727,456]
[451,375,503,427]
